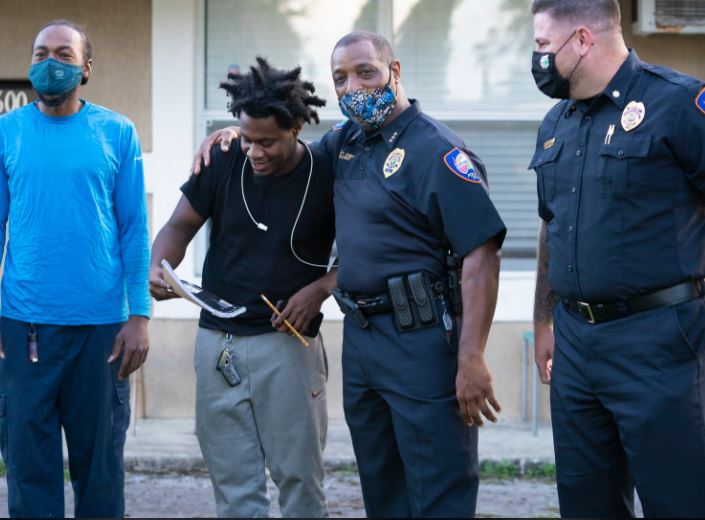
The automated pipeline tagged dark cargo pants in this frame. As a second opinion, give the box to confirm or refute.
[0,317,129,518]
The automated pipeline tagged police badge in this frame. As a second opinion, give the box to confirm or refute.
[621,101,646,132]
[383,148,405,178]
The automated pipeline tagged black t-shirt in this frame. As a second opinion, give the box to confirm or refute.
[180,141,335,335]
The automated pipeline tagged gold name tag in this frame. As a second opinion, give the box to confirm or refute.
[543,137,556,150]
[338,151,354,161]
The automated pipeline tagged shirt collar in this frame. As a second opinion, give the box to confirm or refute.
[601,49,642,109]
[375,99,422,148]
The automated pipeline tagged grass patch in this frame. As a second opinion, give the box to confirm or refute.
[479,460,520,479]
[524,462,556,480]
[480,460,556,481]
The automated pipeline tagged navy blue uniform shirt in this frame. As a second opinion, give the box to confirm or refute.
[530,51,705,302]
[322,100,506,295]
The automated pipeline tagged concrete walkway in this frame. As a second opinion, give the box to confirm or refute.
[122,417,554,473]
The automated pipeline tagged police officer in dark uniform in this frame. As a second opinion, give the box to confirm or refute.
[530,1,705,517]
[194,31,507,518]
[322,32,506,517]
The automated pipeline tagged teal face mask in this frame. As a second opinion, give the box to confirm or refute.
[29,58,83,96]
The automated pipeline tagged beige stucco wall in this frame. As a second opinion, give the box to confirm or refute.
[141,319,550,423]
[0,0,153,150]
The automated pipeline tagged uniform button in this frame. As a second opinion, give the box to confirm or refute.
[571,187,576,193]
[576,149,582,157]
[617,149,624,156]
[612,90,621,98]
[568,225,573,232]
[568,265,573,272]
[585,115,592,121]
[364,146,370,151]
[359,166,363,170]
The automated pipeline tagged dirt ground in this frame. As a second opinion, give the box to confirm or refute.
[0,470,643,517]
[0,470,564,518]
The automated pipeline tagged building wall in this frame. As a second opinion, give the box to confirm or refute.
[2,0,704,423]
[0,0,153,150]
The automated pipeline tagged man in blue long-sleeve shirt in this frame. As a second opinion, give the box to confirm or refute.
[0,19,150,518]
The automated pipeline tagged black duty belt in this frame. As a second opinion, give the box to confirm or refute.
[332,279,447,332]
[353,293,394,316]
[563,279,705,324]
[351,280,446,317]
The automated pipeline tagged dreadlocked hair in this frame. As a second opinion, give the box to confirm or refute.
[220,57,326,129]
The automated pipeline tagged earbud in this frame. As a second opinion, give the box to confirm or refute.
[256,222,268,231]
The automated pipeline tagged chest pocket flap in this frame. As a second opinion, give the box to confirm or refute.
[598,135,652,197]
[529,140,564,170]
[598,135,651,159]
[530,141,563,203]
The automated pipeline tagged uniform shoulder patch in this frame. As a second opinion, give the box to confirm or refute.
[443,148,480,183]
[695,86,705,116]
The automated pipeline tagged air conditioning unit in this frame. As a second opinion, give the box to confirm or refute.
[632,0,705,35]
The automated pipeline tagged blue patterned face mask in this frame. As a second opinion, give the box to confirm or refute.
[338,66,397,130]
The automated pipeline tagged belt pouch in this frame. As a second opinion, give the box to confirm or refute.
[407,272,438,325]
[388,276,415,330]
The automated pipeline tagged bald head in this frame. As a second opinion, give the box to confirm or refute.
[332,31,395,65]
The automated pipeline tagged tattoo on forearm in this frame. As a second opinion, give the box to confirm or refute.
[534,222,558,324]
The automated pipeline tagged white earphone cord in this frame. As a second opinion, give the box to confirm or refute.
[241,141,336,270]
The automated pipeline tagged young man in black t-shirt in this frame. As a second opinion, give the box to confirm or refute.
[149,59,335,518]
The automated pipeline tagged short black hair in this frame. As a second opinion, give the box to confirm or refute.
[220,57,326,129]
[332,31,395,65]
[34,19,93,63]
[531,0,621,30]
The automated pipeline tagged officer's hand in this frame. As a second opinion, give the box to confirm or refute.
[109,316,150,380]
[272,283,326,336]
[456,353,501,427]
[534,321,554,384]
[191,126,241,175]
[149,265,180,301]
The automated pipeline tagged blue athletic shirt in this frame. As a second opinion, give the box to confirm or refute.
[0,101,150,324]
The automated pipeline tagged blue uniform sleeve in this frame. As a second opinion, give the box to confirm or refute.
[420,146,506,257]
[114,122,150,318]
[672,82,705,192]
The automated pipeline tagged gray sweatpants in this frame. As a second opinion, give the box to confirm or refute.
[194,327,328,518]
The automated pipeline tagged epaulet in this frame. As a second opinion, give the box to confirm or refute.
[641,63,701,91]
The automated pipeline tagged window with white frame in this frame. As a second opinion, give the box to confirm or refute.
[200,0,553,272]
